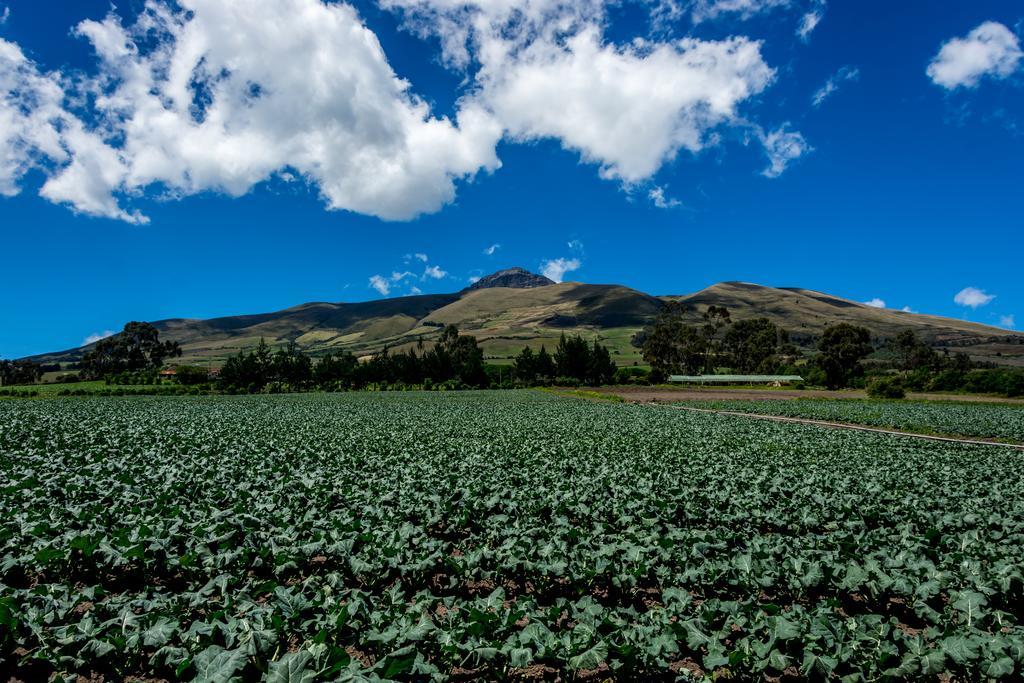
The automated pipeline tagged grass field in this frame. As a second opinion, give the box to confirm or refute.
[678,398,1024,443]
[1,380,173,396]
[2,391,1023,681]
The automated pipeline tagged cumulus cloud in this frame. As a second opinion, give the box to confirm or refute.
[3,0,808,222]
[901,306,916,313]
[1000,314,1015,329]
[423,264,447,279]
[954,286,995,309]
[386,0,798,184]
[812,66,858,107]
[760,125,811,178]
[483,243,500,255]
[649,185,682,208]
[927,21,1022,90]
[83,330,116,345]
[482,30,776,183]
[3,0,502,222]
[0,38,143,222]
[863,298,886,309]
[540,257,581,283]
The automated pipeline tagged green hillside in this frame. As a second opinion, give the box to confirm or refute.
[26,271,1024,367]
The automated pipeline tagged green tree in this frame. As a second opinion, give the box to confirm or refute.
[271,341,313,388]
[314,351,358,389]
[587,340,617,385]
[641,302,706,376]
[535,345,555,379]
[701,305,731,372]
[424,325,487,387]
[173,365,210,385]
[554,333,591,380]
[512,346,537,382]
[79,322,181,379]
[892,330,940,371]
[816,323,873,389]
[723,318,784,373]
[0,359,43,386]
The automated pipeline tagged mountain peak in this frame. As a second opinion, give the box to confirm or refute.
[466,267,555,291]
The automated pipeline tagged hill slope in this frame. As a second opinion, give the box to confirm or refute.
[27,272,1023,366]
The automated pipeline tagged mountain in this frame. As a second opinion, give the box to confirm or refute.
[466,267,555,290]
[26,271,1024,367]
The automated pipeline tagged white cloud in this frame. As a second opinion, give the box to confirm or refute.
[692,0,791,22]
[797,7,823,41]
[83,330,116,345]
[413,253,429,262]
[386,0,792,185]
[999,314,1015,329]
[3,0,806,222]
[481,30,776,183]
[760,125,811,178]
[391,270,415,282]
[540,257,581,283]
[567,239,584,251]
[864,298,886,309]
[649,185,681,208]
[927,21,1023,90]
[0,7,9,25]
[954,286,996,309]
[409,285,423,295]
[901,306,915,313]
[812,66,858,107]
[4,0,502,222]
[423,264,447,279]
[468,275,481,284]
[0,38,144,222]
[483,243,500,255]
[369,275,391,296]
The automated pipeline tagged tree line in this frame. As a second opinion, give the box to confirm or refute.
[638,302,807,380]
[4,315,1023,397]
[217,327,617,392]
[636,303,1023,396]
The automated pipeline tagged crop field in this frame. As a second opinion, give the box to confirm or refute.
[677,398,1024,443]
[2,392,1024,681]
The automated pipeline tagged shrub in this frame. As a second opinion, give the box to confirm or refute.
[174,365,211,385]
[867,376,906,399]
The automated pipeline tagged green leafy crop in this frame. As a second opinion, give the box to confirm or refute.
[1,392,1023,681]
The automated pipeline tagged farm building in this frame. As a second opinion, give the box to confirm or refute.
[668,374,803,386]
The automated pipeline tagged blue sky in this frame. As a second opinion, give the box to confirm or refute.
[1,0,1022,358]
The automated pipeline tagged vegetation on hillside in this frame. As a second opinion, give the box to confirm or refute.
[78,322,182,380]
[5,308,1024,398]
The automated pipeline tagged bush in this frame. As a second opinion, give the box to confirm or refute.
[174,365,210,385]
[614,367,650,385]
[867,376,906,399]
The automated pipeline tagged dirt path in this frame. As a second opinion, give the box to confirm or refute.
[597,386,1024,405]
[656,403,1024,450]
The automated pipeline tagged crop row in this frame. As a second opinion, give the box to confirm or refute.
[1,392,1023,681]
[678,397,1024,442]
